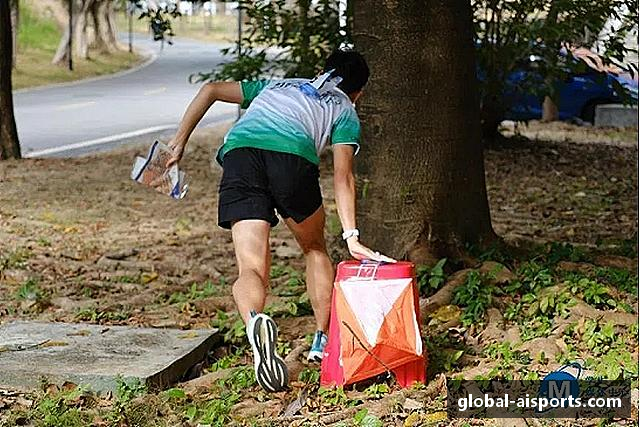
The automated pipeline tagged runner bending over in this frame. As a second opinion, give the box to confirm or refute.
[166,50,394,392]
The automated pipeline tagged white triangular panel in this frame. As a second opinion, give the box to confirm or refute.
[340,278,412,347]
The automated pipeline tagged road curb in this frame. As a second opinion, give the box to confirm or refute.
[13,46,158,95]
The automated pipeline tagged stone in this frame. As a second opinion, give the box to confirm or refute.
[594,104,638,128]
[0,321,219,393]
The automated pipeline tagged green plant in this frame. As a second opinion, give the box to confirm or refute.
[483,342,531,367]
[417,258,447,296]
[318,386,350,406]
[162,387,187,400]
[353,408,383,427]
[298,368,320,384]
[452,271,496,326]
[1,247,31,271]
[193,0,350,82]
[264,294,313,317]
[586,348,638,380]
[544,242,589,265]
[221,366,255,391]
[594,267,638,294]
[520,288,574,319]
[467,241,514,266]
[167,280,223,304]
[115,377,147,407]
[519,316,553,341]
[209,350,243,371]
[424,332,467,376]
[568,278,616,309]
[32,386,89,427]
[363,383,389,399]
[15,278,42,301]
[515,262,553,293]
[211,310,247,346]
[75,307,131,323]
[581,320,616,356]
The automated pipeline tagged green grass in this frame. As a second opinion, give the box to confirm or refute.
[17,0,60,51]
[12,0,143,90]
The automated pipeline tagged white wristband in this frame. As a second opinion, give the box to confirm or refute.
[342,228,359,240]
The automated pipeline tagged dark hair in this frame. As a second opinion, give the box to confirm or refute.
[324,49,370,94]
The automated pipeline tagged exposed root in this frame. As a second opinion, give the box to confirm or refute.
[180,368,234,395]
[569,300,637,326]
[420,269,473,320]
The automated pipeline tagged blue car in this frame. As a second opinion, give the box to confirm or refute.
[502,53,639,123]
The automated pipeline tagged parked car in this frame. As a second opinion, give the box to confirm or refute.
[502,49,638,123]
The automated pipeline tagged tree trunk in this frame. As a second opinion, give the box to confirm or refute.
[103,0,120,50]
[0,0,21,160]
[10,0,18,68]
[90,0,114,52]
[74,0,95,60]
[353,0,495,262]
[541,96,559,121]
[51,0,96,65]
[52,0,76,65]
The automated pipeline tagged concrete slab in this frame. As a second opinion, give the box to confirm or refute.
[595,104,638,128]
[0,321,220,393]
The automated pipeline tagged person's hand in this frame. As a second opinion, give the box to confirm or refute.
[346,237,396,263]
[166,138,186,168]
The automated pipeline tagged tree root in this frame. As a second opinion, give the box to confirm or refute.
[420,268,472,321]
[284,343,308,383]
[569,300,636,326]
[180,368,234,395]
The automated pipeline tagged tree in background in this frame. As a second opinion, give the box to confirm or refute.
[10,0,19,68]
[191,0,349,82]
[210,0,637,141]
[474,0,639,139]
[0,0,21,160]
[52,0,125,65]
[353,0,495,261]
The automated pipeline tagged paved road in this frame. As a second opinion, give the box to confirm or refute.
[14,34,238,157]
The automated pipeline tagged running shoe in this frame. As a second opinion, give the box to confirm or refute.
[246,311,289,392]
[307,330,328,362]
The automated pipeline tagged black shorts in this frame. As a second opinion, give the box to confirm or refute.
[218,147,322,229]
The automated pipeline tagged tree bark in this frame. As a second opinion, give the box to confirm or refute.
[52,0,76,65]
[0,0,21,160]
[103,0,120,50]
[75,0,96,60]
[541,96,559,121]
[51,0,96,65]
[10,0,18,68]
[353,0,495,262]
[90,0,117,52]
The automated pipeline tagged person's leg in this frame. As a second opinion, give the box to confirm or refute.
[231,219,271,324]
[231,218,288,392]
[285,206,334,333]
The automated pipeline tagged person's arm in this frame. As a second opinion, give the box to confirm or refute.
[333,144,396,262]
[166,81,243,167]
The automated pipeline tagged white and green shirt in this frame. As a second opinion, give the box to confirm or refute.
[217,79,361,165]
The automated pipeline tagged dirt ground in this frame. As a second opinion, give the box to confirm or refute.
[0,122,637,426]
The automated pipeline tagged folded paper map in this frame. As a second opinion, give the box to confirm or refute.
[131,141,188,199]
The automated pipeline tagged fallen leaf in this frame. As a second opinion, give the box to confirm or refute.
[39,341,68,348]
[67,329,91,337]
[141,272,158,284]
[431,305,461,322]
